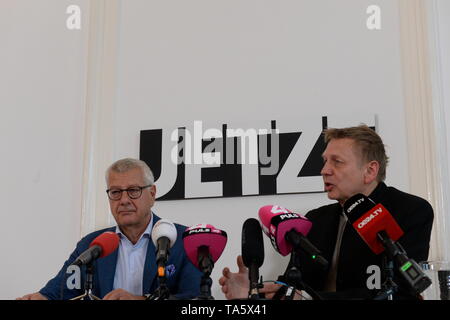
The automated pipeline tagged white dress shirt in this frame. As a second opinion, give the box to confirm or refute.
[113,215,153,296]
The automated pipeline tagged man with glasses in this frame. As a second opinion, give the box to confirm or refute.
[17,158,202,300]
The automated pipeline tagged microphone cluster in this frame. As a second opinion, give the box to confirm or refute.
[67,198,431,300]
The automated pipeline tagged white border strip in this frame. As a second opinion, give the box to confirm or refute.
[425,0,450,261]
[399,0,449,260]
[80,0,119,236]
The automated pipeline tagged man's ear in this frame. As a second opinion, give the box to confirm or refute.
[150,184,156,198]
[364,160,380,184]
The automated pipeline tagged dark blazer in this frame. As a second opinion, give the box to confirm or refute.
[298,182,434,299]
[39,214,202,300]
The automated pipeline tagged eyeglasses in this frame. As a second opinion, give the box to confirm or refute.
[106,184,152,201]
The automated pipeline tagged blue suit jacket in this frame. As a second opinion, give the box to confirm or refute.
[39,214,202,300]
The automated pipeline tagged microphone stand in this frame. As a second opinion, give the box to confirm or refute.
[374,231,431,299]
[70,263,100,300]
[373,255,397,300]
[147,265,171,300]
[196,247,215,300]
[273,250,323,300]
[248,272,264,300]
[147,284,170,300]
[197,275,214,300]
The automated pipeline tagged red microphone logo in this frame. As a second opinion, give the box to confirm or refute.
[352,203,404,254]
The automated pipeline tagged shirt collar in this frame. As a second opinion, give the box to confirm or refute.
[367,182,387,204]
[339,182,386,216]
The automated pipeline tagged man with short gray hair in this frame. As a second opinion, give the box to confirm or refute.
[17,158,202,300]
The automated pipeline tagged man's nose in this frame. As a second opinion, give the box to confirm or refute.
[119,191,132,204]
[321,162,332,176]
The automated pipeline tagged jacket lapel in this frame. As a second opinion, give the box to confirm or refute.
[142,214,159,294]
[97,248,118,297]
[95,227,118,298]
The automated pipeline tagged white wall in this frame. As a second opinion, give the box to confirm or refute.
[113,0,409,299]
[0,0,88,299]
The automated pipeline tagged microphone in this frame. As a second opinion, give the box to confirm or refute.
[343,193,403,254]
[182,224,227,275]
[183,224,227,300]
[151,219,177,278]
[258,205,328,269]
[242,218,265,300]
[343,193,431,294]
[71,231,119,266]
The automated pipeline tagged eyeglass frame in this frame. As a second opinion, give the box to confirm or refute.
[106,184,153,201]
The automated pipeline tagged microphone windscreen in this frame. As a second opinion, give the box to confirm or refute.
[258,205,312,256]
[89,231,120,258]
[343,193,404,254]
[343,193,375,222]
[151,219,177,248]
[183,224,227,268]
[241,218,264,268]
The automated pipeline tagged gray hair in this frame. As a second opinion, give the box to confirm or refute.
[105,158,155,186]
